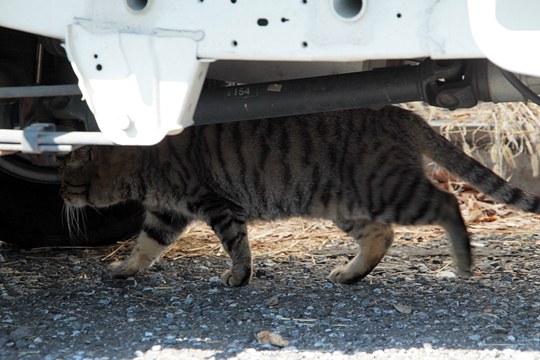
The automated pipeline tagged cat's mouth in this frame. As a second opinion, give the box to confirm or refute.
[60,181,90,208]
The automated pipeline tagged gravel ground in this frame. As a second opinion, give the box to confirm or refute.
[2,227,540,359]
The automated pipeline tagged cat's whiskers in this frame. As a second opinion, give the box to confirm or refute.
[63,204,88,243]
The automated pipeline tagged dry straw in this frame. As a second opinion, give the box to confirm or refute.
[403,102,540,179]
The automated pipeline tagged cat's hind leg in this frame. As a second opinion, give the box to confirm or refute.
[328,219,394,284]
[408,187,473,277]
[208,212,252,287]
[109,210,189,277]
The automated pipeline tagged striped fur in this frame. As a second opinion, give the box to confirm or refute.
[59,106,540,286]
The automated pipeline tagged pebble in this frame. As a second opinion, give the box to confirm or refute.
[487,324,509,334]
[10,326,32,339]
[436,271,458,280]
[184,294,194,306]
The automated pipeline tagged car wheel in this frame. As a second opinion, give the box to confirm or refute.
[0,167,143,248]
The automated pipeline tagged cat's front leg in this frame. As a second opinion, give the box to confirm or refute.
[109,210,189,277]
[208,213,252,287]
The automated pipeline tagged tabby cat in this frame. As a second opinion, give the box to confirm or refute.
[59,106,540,286]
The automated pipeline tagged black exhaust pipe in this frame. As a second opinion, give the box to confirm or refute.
[194,59,540,125]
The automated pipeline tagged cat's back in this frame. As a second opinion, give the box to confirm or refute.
[191,106,415,158]
[161,106,424,180]
[162,107,422,217]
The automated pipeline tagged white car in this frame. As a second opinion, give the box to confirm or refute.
[0,0,539,246]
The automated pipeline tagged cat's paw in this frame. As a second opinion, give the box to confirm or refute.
[328,266,364,285]
[221,269,252,287]
[108,260,142,278]
[452,267,473,279]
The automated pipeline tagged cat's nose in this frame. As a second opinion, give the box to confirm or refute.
[59,185,73,203]
[59,186,66,199]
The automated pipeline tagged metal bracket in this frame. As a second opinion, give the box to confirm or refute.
[21,123,56,153]
[0,123,114,154]
[65,20,210,145]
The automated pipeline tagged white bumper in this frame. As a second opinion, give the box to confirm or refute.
[0,0,539,144]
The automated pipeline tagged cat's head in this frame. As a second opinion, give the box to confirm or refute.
[59,145,138,208]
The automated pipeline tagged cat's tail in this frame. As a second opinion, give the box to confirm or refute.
[401,107,540,214]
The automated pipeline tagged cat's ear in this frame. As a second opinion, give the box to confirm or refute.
[77,146,94,161]
[66,145,93,163]
[88,146,96,161]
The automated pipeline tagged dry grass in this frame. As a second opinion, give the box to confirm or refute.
[164,102,540,262]
[404,102,540,178]
[165,211,539,262]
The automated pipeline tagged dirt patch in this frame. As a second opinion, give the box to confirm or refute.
[2,201,540,359]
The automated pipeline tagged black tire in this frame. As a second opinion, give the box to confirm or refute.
[0,169,143,249]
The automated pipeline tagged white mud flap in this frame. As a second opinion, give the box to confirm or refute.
[468,0,540,77]
[65,20,209,145]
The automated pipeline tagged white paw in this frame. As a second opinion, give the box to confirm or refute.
[108,260,144,278]
[328,266,349,284]
[220,269,252,287]
[328,265,366,285]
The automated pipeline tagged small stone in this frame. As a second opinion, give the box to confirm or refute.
[487,324,508,334]
[393,304,413,314]
[10,326,32,339]
[147,273,163,281]
[470,241,486,248]
[436,271,457,280]
[184,294,194,306]
[469,334,481,342]
[255,269,267,278]
[266,295,280,307]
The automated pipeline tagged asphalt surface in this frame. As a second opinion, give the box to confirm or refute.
[1,232,540,359]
